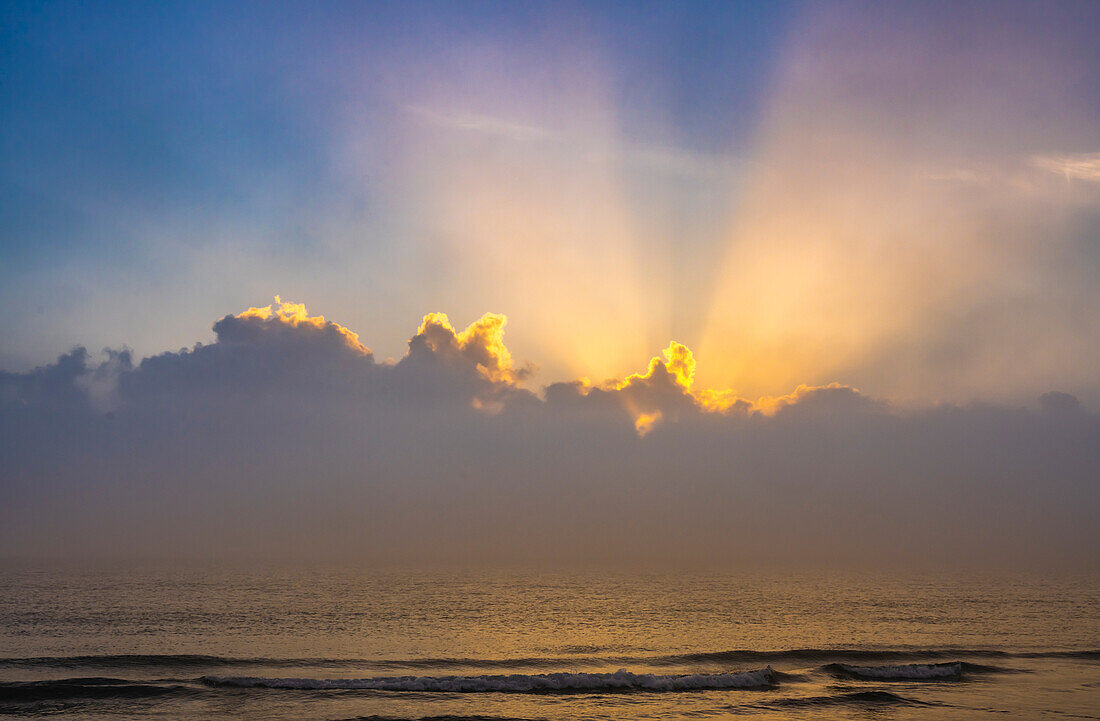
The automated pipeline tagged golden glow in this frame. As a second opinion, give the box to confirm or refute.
[694,382,855,416]
[605,338,858,429]
[389,46,662,384]
[416,311,519,383]
[692,388,744,413]
[238,296,370,354]
[663,342,696,390]
[633,411,662,436]
[470,396,504,414]
[694,6,1097,403]
[613,341,696,391]
[748,382,850,415]
[306,3,1100,408]
[234,300,860,429]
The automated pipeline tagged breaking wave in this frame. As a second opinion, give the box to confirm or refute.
[202,667,777,693]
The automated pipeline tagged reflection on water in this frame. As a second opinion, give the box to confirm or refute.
[0,566,1097,720]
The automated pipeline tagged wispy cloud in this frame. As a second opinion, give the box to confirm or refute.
[402,104,748,180]
[1031,151,1100,182]
[403,105,549,142]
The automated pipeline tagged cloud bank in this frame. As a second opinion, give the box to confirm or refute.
[2,300,1097,570]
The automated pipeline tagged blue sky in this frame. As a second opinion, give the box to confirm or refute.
[0,1,791,366]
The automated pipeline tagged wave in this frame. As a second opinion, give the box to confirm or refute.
[761,690,929,708]
[1019,650,1100,659]
[331,717,542,721]
[2,648,1092,671]
[0,654,257,669]
[0,654,577,671]
[202,667,777,693]
[673,649,957,664]
[0,677,192,704]
[668,648,1018,665]
[823,662,964,680]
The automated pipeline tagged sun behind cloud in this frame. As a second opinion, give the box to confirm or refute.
[237,296,371,355]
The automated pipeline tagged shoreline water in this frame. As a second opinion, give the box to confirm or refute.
[2,566,1097,719]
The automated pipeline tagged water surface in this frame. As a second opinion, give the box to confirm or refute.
[1,566,1097,720]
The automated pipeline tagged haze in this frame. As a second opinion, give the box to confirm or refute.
[1,1,1098,570]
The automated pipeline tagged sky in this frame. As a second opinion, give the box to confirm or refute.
[1,1,1098,568]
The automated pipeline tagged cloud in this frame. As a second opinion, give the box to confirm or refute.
[403,103,746,181]
[73,348,132,413]
[224,295,371,355]
[543,342,877,434]
[1,301,1098,570]
[411,311,528,385]
[1032,151,1100,183]
[605,341,700,433]
[403,105,550,143]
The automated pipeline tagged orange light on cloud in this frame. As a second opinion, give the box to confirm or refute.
[415,311,519,383]
[238,296,370,354]
[233,299,864,432]
[613,341,696,392]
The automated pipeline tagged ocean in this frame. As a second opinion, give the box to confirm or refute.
[1,565,1097,720]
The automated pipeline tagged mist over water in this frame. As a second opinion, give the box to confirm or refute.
[1,565,1097,720]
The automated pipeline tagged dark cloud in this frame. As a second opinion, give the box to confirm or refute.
[1,301,1097,571]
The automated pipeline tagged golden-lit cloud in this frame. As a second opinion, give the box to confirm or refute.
[613,341,696,392]
[413,311,523,384]
[747,382,859,416]
[5,300,1097,568]
[237,296,370,355]
[220,300,897,433]
[633,411,662,437]
[67,295,1087,441]
[560,335,868,433]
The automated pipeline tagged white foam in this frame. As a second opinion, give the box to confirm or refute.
[204,667,775,692]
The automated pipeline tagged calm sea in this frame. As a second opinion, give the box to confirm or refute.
[0,566,1097,720]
